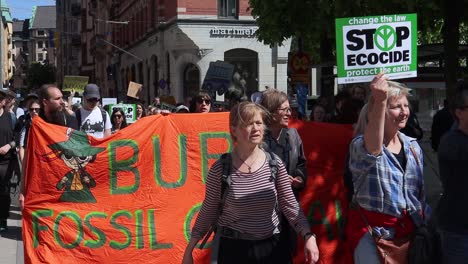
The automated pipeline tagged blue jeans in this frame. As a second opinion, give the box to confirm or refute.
[353,233,380,264]
[440,229,468,264]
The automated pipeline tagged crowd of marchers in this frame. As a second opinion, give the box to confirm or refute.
[0,75,466,263]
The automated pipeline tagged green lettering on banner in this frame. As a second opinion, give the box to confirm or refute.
[84,212,107,248]
[109,210,132,250]
[152,135,188,188]
[109,140,140,194]
[147,209,173,249]
[184,203,211,249]
[307,201,334,240]
[199,132,232,183]
[135,210,144,249]
[32,209,53,248]
[54,211,84,249]
[335,200,345,240]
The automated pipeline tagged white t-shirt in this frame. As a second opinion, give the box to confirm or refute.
[79,107,112,138]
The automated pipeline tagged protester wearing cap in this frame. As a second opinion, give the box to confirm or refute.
[3,90,18,122]
[76,84,111,138]
[0,88,17,231]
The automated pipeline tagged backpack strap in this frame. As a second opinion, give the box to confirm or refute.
[266,151,278,182]
[75,108,82,127]
[100,108,107,126]
[265,151,282,234]
[199,153,232,248]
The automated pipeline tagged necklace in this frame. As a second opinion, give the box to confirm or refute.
[234,150,258,173]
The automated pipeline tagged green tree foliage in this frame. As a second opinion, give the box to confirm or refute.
[248,0,468,100]
[26,62,56,91]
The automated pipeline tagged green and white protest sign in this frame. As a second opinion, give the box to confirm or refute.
[335,13,417,84]
[108,104,136,123]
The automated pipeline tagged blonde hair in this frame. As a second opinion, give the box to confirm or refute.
[229,102,267,142]
[355,81,410,135]
[386,81,410,99]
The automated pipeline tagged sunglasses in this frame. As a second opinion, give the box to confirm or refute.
[29,107,40,112]
[87,98,99,102]
[196,99,211,104]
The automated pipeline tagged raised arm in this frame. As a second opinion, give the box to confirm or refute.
[364,73,388,155]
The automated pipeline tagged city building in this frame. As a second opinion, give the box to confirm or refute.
[87,0,290,104]
[1,0,13,88]
[29,6,56,66]
[56,0,82,88]
[11,19,30,91]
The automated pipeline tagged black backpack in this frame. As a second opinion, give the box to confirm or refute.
[199,151,279,248]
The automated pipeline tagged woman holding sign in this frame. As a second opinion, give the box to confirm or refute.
[346,73,427,263]
[182,102,319,264]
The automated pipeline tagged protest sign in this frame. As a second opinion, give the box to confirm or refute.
[72,97,82,105]
[108,104,136,123]
[23,115,354,264]
[127,82,142,99]
[63,76,89,92]
[335,13,417,84]
[102,98,117,107]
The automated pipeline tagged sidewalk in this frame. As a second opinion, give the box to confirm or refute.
[0,191,24,264]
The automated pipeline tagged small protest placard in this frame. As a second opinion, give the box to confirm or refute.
[102,98,117,107]
[127,81,142,99]
[63,76,89,92]
[109,104,136,123]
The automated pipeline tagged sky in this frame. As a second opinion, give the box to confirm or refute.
[6,0,55,20]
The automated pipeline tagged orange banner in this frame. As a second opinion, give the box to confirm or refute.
[23,113,354,263]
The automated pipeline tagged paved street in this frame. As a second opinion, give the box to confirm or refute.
[0,190,23,264]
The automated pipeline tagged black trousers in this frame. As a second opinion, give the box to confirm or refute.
[0,159,13,220]
[217,234,292,264]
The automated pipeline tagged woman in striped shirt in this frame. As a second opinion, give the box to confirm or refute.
[182,102,319,264]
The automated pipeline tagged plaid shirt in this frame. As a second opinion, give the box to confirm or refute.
[349,132,424,217]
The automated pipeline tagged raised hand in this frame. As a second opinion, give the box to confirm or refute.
[369,72,389,102]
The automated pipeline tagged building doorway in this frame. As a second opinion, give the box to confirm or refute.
[224,49,258,98]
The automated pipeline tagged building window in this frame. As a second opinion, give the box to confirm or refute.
[218,0,238,18]
[38,53,44,61]
[37,30,45,36]
[38,41,44,48]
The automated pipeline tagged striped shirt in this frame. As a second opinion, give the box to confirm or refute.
[191,153,311,241]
